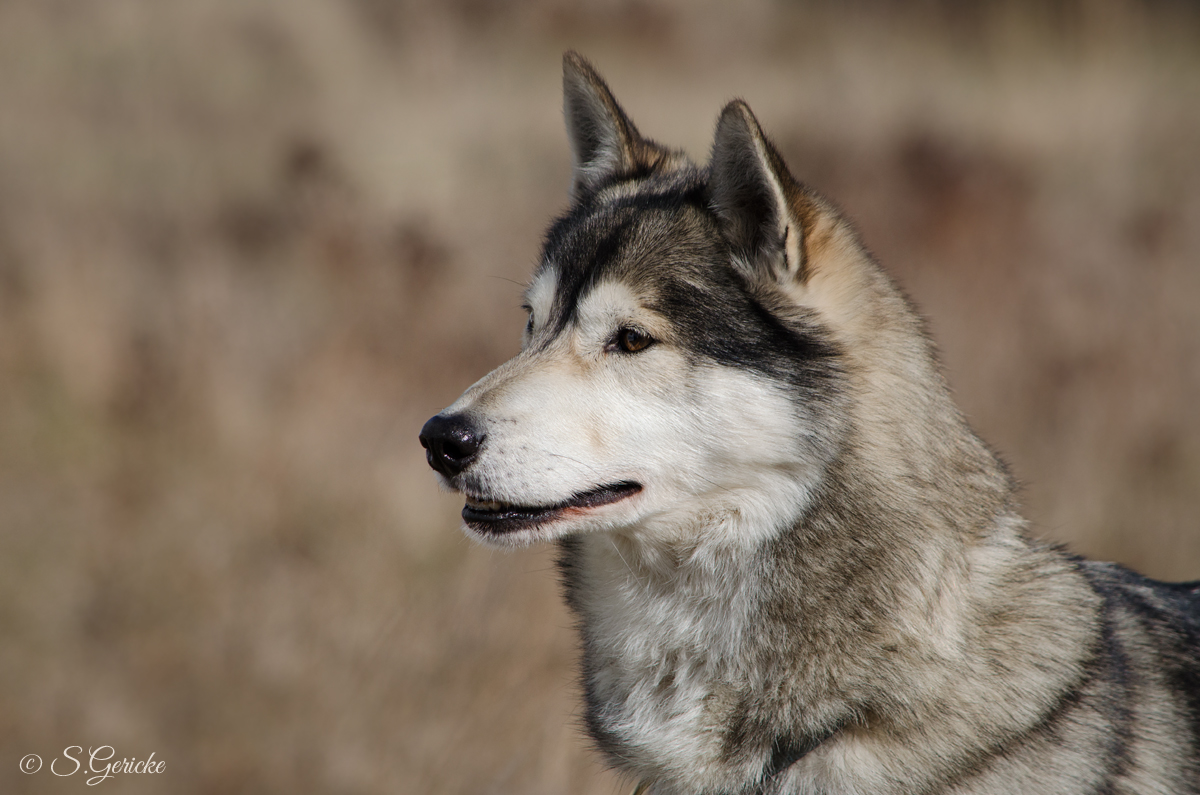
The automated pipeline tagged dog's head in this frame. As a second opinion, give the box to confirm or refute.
[421,53,908,549]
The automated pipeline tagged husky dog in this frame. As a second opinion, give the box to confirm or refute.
[419,53,1200,795]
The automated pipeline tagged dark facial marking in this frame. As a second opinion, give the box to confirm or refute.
[537,172,712,336]
[537,170,840,403]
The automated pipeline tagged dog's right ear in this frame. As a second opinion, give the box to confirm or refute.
[709,100,810,285]
[562,51,646,199]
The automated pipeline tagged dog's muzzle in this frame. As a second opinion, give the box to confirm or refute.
[419,413,484,478]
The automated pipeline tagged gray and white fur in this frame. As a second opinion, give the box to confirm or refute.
[419,53,1200,795]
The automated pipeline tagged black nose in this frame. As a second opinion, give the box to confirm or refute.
[419,413,484,478]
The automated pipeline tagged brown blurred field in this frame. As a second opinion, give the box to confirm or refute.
[1,1,1198,793]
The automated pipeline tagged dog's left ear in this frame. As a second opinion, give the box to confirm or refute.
[709,101,808,284]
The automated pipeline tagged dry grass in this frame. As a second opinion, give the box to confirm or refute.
[1,1,1198,793]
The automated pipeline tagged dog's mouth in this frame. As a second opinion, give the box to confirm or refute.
[462,481,642,535]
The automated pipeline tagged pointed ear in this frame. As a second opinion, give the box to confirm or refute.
[709,100,807,283]
[562,51,646,198]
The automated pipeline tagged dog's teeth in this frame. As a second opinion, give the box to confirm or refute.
[466,497,506,512]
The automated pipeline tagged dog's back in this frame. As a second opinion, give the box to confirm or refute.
[1083,561,1200,743]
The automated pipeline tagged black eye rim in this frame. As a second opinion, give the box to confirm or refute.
[608,326,655,354]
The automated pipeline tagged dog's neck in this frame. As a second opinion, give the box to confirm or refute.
[557,454,1102,794]
[559,525,804,793]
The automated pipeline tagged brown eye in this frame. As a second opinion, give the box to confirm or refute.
[615,326,653,353]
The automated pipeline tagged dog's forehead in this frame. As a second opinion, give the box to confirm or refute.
[526,266,650,346]
[532,192,723,328]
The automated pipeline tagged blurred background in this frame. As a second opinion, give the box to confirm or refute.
[1,0,1197,792]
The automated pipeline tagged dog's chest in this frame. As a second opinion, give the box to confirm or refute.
[570,537,761,782]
